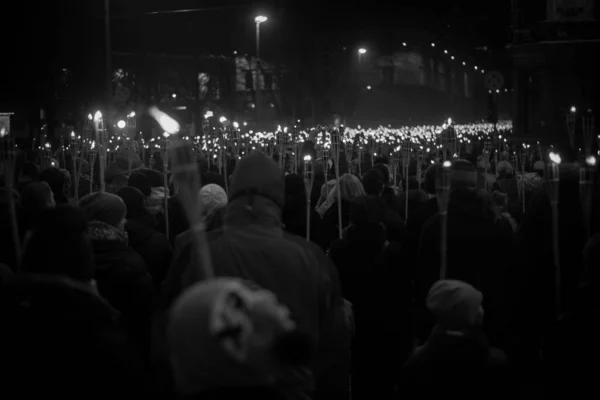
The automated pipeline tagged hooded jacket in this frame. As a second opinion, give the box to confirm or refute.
[163,151,350,400]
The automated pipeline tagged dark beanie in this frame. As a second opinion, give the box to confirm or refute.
[424,164,443,195]
[450,159,477,189]
[78,192,127,227]
[128,171,152,197]
[229,151,284,209]
[116,186,146,218]
[362,169,385,195]
[373,164,390,184]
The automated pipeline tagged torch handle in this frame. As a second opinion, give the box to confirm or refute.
[551,201,561,317]
[439,211,448,280]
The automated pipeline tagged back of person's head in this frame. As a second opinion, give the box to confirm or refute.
[21,162,39,181]
[374,156,389,166]
[20,181,55,215]
[373,163,390,186]
[427,280,484,329]
[22,205,95,283]
[202,171,226,190]
[39,167,67,193]
[362,169,385,196]
[142,168,164,188]
[229,151,285,209]
[106,174,129,194]
[334,173,366,203]
[116,186,146,219]
[128,170,152,197]
[424,164,443,195]
[199,184,228,221]
[450,159,477,189]
[79,192,127,229]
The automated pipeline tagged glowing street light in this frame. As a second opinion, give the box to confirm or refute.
[219,116,227,123]
[358,48,367,54]
[255,15,267,24]
[94,111,102,121]
[117,120,126,129]
[570,106,577,113]
[366,85,372,90]
[87,113,93,121]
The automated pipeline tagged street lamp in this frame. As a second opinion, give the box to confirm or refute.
[358,48,367,54]
[358,48,367,66]
[255,15,268,125]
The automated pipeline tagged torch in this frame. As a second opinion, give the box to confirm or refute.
[344,138,353,174]
[93,111,108,192]
[89,141,97,195]
[582,112,595,157]
[520,147,528,214]
[126,111,136,176]
[331,127,343,239]
[416,148,424,191]
[402,140,412,221]
[436,160,452,279]
[149,106,181,242]
[580,155,596,245]
[303,154,314,242]
[483,141,492,191]
[70,131,81,202]
[547,151,562,316]
[170,132,215,282]
[566,106,577,149]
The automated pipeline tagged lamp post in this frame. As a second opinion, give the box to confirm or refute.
[255,15,267,125]
[358,48,367,66]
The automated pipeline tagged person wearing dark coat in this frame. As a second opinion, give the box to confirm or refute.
[163,151,351,400]
[329,195,413,400]
[39,167,69,205]
[402,280,510,400]
[282,174,323,246]
[407,163,442,238]
[116,186,172,291]
[79,192,156,355]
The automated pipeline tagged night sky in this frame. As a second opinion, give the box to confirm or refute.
[2,0,511,111]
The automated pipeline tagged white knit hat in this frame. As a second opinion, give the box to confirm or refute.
[199,183,228,219]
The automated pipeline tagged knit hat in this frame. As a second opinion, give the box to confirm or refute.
[496,161,514,177]
[427,280,483,328]
[168,278,309,396]
[128,171,152,197]
[115,186,146,218]
[199,184,228,219]
[78,192,127,228]
[450,160,477,189]
[229,151,285,209]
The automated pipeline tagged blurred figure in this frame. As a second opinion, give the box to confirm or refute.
[329,196,413,400]
[79,192,156,354]
[116,186,172,291]
[16,161,39,191]
[199,183,228,231]
[403,280,509,399]
[169,278,312,400]
[407,163,442,238]
[19,181,55,238]
[40,167,69,205]
[0,187,21,271]
[282,174,322,246]
[1,205,147,397]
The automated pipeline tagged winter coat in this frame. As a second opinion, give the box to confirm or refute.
[87,220,156,351]
[402,325,511,400]
[407,197,438,238]
[125,215,172,291]
[0,274,149,397]
[163,196,350,400]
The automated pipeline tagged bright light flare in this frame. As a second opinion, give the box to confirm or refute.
[255,15,267,23]
[570,106,577,113]
[586,155,596,167]
[128,111,136,118]
[358,48,367,54]
[219,116,227,123]
[233,122,240,129]
[149,106,180,135]
[94,111,102,120]
[87,114,93,121]
[443,161,452,168]
[117,120,126,129]
[549,152,562,165]
[304,155,312,162]
[71,131,75,137]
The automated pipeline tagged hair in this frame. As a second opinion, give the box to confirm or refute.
[22,205,95,282]
[362,169,385,196]
[328,173,365,204]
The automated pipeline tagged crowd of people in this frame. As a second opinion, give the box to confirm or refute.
[0,126,598,400]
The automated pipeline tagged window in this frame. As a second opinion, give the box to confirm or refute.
[264,73,273,90]
[245,70,253,90]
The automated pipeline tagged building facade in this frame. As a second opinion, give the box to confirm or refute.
[508,0,599,144]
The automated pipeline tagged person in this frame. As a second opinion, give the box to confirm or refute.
[329,195,413,400]
[116,186,172,291]
[199,183,228,232]
[1,205,148,397]
[407,163,442,238]
[39,167,69,205]
[168,278,313,400]
[0,187,21,271]
[78,192,156,354]
[165,151,350,400]
[403,280,510,399]
[19,181,55,241]
[282,174,322,246]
